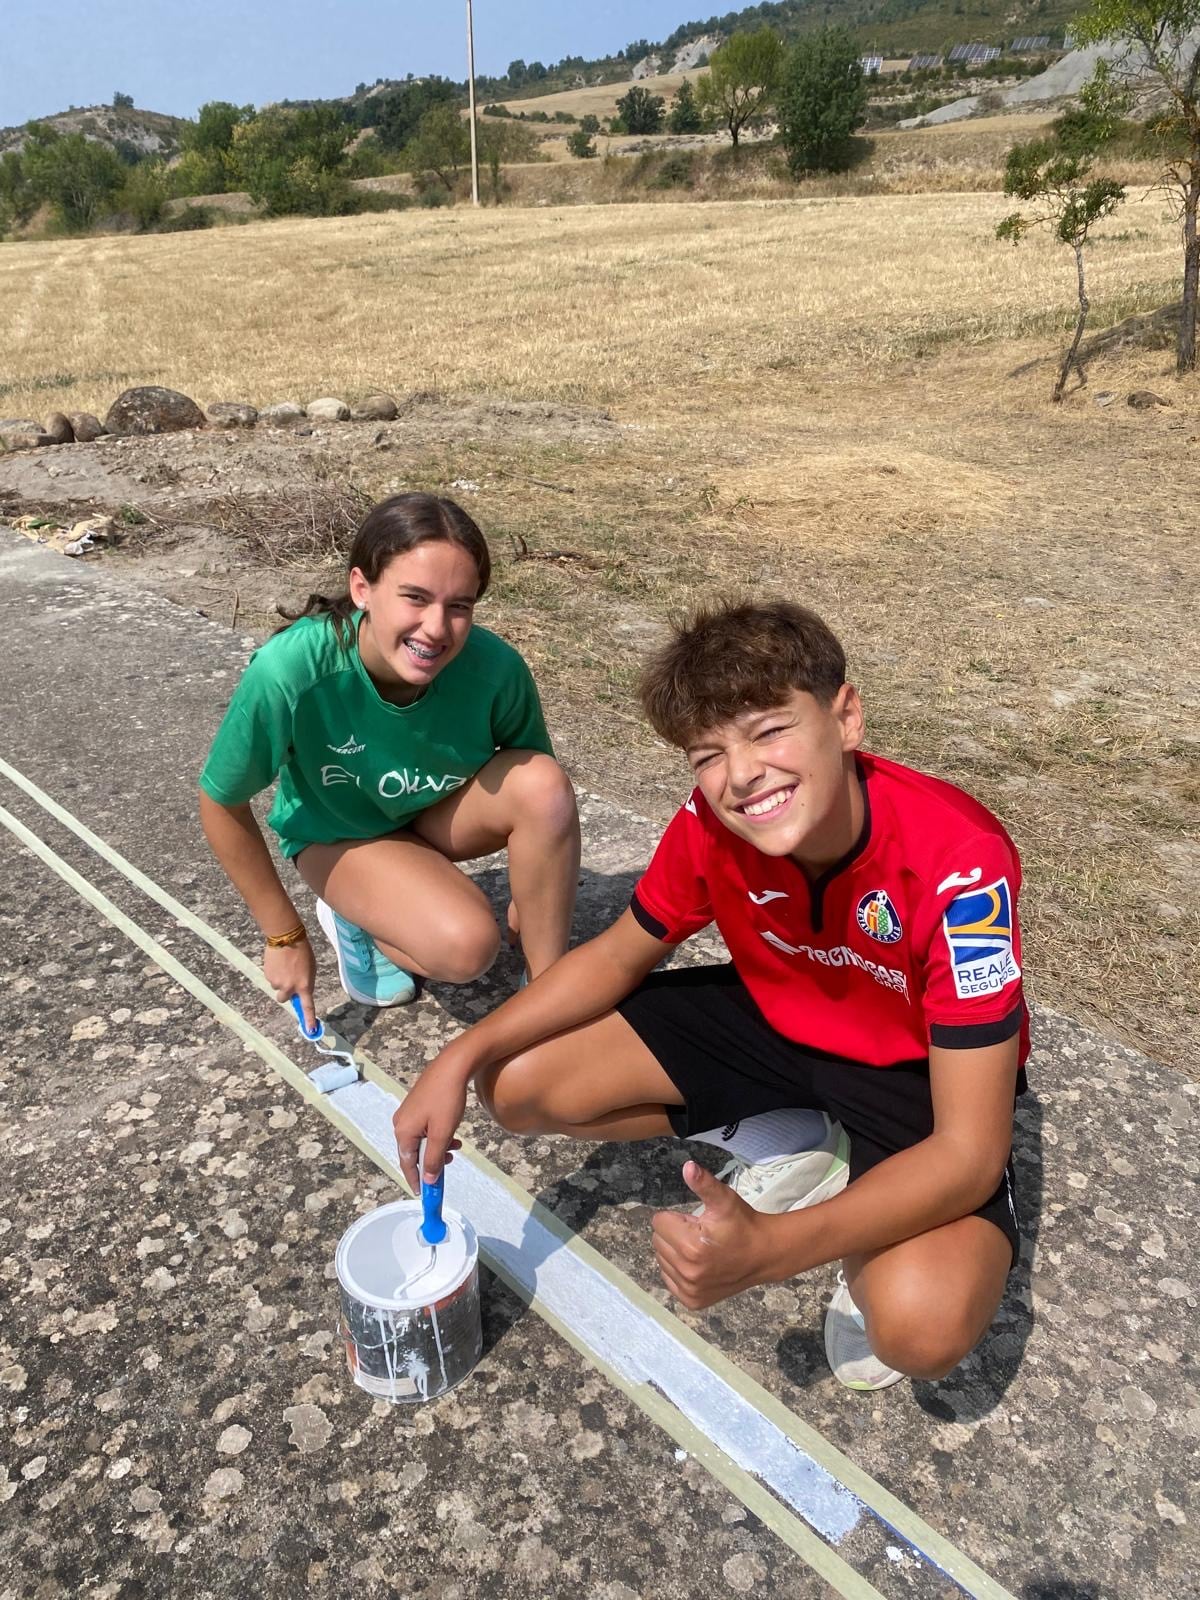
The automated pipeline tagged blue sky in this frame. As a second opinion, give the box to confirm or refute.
[2,1,701,127]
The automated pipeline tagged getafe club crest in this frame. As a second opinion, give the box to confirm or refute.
[856,889,903,944]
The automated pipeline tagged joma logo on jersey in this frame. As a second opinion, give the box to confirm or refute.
[942,877,1020,1000]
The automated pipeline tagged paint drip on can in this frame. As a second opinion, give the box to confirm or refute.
[335,1201,482,1403]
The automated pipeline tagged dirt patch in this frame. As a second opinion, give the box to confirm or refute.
[0,392,618,628]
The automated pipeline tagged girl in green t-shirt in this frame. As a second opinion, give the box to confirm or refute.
[199,492,580,1029]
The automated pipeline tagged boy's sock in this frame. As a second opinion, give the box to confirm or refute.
[689,1107,829,1165]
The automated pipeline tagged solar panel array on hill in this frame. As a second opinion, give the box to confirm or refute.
[948,42,1002,63]
[908,52,944,69]
[1011,34,1052,52]
[860,54,884,73]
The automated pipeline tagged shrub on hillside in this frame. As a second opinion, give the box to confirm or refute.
[668,78,704,135]
[567,128,598,159]
[649,151,697,188]
[341,189,414,214]
[171,147,230,197]
[345,136,402,179]
[116,160,170,229]
[158,204,215,232]
[615,86,665,135]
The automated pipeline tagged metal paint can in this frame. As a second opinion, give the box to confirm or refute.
[335,1200,482,1404]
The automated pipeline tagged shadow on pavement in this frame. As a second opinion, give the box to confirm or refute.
[1020,1580,1102,1600]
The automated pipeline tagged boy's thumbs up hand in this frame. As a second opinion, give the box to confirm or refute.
[650,1160,780,1310]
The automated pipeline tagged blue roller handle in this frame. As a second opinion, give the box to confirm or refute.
[291,995,323,1041]
[419,1170,447,1246]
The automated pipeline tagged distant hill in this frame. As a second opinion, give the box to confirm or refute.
[5,0,1081,146]
[0,104,188,160]
[490,0,1077,99]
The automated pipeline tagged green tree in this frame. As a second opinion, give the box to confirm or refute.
[580,114,601,136]
[1069,0,1200,371]
[404,103,470,190]
[228,105,353,215]
[22,126,126,230]
[567,127,597,158]
[117,158,170,229]
[185,100,254,156]
[112,90,134,110]
[477,118,543,199]
[373,79,458,153]
[776,29,868,175]
[171,148,230,196]
[997,98,1126,401]
[176,101,254,194]
[614,85,665,135]
[668,77,704,134]
[0,150,36,229]
[696,28,783,148]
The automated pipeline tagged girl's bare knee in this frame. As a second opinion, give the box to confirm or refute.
[510,754,578,836]
[429,917,501,985]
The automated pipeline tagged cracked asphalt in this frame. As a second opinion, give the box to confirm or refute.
[0,534,1196,1600]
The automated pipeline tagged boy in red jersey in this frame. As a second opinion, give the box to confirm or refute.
[394,601,1027,1391]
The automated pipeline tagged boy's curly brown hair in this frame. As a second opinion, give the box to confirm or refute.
[639,599,847,749]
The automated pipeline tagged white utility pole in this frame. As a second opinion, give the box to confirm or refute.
[466,0,480,205]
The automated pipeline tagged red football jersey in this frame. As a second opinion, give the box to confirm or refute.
[631,752,1029,1068]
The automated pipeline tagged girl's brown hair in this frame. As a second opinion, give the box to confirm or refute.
[278,493,491,644]
[639,599,847,748]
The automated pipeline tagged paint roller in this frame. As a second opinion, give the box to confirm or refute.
[290,995,360,1093]
[405,1144,448,1291]
[289,998,446,1292]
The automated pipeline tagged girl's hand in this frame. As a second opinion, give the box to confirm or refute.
[264,938,318,1033]
[392,1051,473,1194]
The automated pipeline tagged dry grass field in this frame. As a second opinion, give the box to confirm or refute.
[488,67,706,123]
[2,194,1196,1073]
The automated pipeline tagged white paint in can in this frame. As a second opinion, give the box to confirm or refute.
[335,1200,482,1403]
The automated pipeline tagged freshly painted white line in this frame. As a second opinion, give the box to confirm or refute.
[338,1077,860,1542]
[0,760,1020,1600]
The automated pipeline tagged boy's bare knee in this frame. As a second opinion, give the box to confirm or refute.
[868,1298,976,1381]
[477,1057,552,1134]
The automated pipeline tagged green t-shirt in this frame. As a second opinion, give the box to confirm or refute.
[199,614,554,858]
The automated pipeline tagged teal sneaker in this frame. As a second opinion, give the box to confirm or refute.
[315,899,416,1008]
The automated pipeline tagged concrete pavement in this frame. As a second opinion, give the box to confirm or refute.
[0,533,1195,1599]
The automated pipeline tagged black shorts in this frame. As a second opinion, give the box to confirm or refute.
[617,964,1023,1267]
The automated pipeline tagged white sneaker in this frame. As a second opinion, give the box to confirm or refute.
[824,1271,905,1392]
[714,1115,850,1214]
